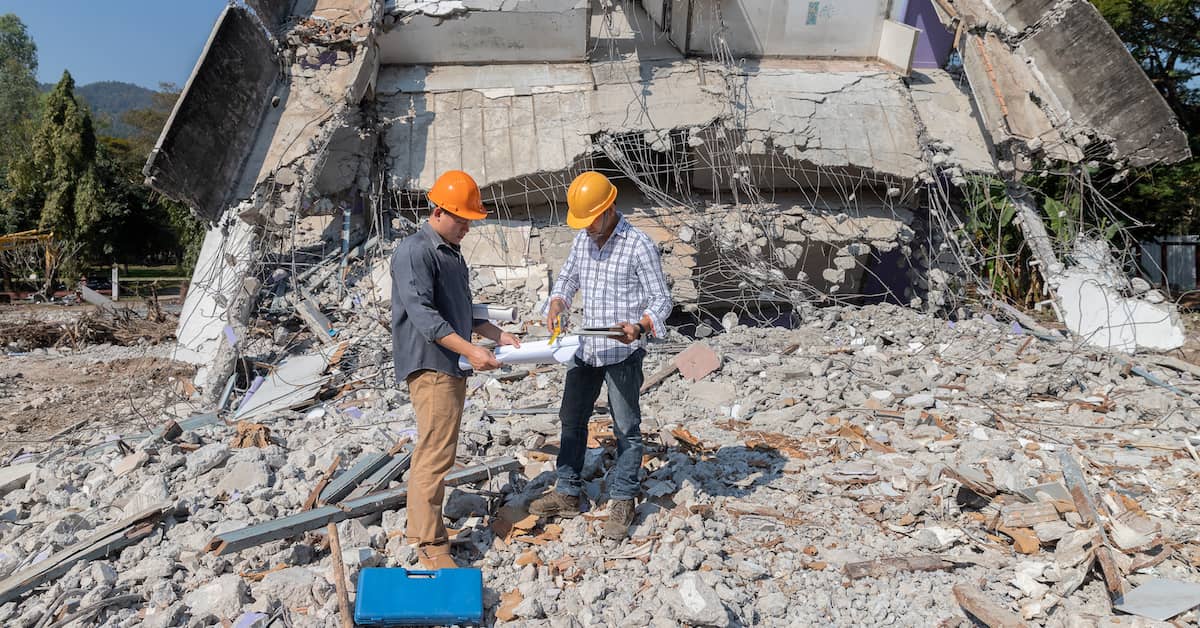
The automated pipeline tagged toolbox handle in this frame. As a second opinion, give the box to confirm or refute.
[405,570,438,578]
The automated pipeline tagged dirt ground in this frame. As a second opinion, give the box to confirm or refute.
[0,304,198,453]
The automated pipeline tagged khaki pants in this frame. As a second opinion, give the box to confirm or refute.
[404,369,467,547]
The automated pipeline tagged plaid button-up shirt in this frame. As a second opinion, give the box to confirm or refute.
[546,214,673,367]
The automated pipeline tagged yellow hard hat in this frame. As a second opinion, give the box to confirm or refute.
[566,171,617,229]
[428,170,487,220]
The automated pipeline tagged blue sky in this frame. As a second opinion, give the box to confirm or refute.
[0,1,228,89]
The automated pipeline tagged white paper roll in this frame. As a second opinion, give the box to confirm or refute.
[472,304,517,322]
[459,336,580,371]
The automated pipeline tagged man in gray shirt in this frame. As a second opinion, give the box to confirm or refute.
[391,169,519,569]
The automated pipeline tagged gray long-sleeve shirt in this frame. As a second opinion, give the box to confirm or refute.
[391,222,484,381]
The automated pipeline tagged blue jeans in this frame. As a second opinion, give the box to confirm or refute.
[555,349,645,500]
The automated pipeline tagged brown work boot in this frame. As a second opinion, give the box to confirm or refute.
[601,499,635,540]
[416,543,458,570]
[527,491,581,518]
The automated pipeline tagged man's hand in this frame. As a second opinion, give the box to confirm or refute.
[465,345,502,371]
[614,322,641,345]
[545,298,567,335]
[497,332,522,348]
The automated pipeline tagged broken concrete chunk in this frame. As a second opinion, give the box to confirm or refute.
[1033,520,1072,543]
[675,343,721,382]
[1113,578,1200,622]
[915,526,963,550]
[91,562,117,586]
[215,460,271,496]
[257,567,329,609]
[118,556,177,584]
[0,464,37,497]
[186,443,231,476]
[183,574,249,620]
[687,382,736,409]
[112,451,150,477]
[669,573,726,626]
[1054,529,1099,568]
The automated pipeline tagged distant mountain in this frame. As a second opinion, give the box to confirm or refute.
[39,81,157,139]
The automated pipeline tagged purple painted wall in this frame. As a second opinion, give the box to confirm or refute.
[905,0,955,68]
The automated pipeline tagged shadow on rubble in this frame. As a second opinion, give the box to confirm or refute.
[684,444,787,499]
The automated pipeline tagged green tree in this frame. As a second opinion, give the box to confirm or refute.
[1091,0,1200,235]
[4,70,102,296]
[0,13,41,232]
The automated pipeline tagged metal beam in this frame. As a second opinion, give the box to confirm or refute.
[319,453,392,504]
[205,456,520,556]
[347,445,414,500]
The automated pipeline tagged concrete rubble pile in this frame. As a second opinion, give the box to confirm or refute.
[6,0,1197,624]
[2,252,1200,626]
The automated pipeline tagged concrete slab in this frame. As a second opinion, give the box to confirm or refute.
[0,464,35,496]
[378,0,589,65]
[378,64,594,96]
[908,70,995,174]
[1057,270,1186,352]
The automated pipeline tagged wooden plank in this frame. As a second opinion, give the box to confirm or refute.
[1059,451,1126,600]
[953,584,1024,628]
[0,505,167,604]
[327,523,354,628]
[320,453,391,504]
[1000,502,1060,528]
[206,457,521,556]
[303,455,341,511]
[843,555,967,580]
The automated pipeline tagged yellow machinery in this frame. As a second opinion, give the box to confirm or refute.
[0,229,56,278]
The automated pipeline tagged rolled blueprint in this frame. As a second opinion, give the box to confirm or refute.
[459,335,580,371]
[472,304,517,322]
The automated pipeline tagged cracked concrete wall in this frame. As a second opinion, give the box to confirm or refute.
[149,0,381,232]
[144,6,281,222]
[1015,0,1189,166]
[939,0,1189,168]
[379,62,991,204]
[690,68,930,192]
[685,0,888,58]
[377,0,589,64]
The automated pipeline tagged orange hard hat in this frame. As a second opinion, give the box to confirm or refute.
[427,170,487,220]
[566,171,617,229]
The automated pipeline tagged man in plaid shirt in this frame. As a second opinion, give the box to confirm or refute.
[529,171,673,540]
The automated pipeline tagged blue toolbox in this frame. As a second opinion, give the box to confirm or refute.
[354,568,484,626]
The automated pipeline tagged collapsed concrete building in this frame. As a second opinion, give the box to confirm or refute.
[5,3,1200,625]
[143,0,1190,395]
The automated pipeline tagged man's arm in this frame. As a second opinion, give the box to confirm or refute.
[633,238,673,337]
[393,246,499,370]
[393,245,454,342]
[473,320,521,348]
